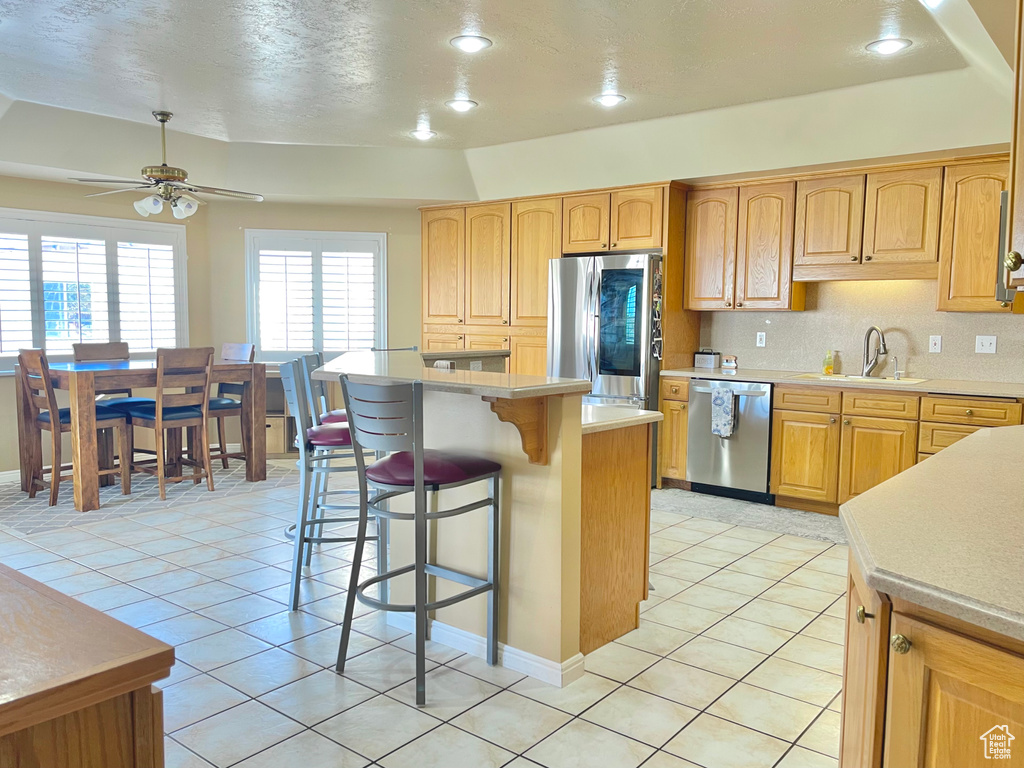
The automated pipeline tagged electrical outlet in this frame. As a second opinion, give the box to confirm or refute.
[929,335,942,353]
[756,332,766,348]
[976,335,997,354]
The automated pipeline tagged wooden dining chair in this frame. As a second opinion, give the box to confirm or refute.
[208,342,256,468]
[18,349,132,506]
[121,347,216,500]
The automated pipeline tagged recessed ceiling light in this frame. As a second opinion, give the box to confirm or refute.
[866,38,912,55]
[410,128,437,141]
[922,0,943,8]
[446,99,478,112]
[450,35,492,53]
[594,93,626,107]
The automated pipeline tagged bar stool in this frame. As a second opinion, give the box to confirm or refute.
[335,375,501,706]
[279,359,384,611]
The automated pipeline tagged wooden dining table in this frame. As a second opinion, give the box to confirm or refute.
[15,358,267,512]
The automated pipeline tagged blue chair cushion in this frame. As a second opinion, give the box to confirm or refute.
[101,397,157,413]
[38,405,124,424]
[209,397,241,410]
[124,404,203,421]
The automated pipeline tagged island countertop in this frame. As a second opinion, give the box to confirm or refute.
[840,425,1024,642]
[314,350,591,399]
[581,405,663,435]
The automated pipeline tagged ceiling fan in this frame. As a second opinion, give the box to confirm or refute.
[70,110,264,219]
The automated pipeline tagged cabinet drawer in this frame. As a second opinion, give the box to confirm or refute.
[918,421,982,454]
[842,391,919,419]
[919,396,1022,427]
[775,386,841,414]
[265,415,290,455]
[660,378,689,402]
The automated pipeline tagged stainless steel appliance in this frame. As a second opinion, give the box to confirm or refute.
[547,252,662,408]
[687,379,773,503]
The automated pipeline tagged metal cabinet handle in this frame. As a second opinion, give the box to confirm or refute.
[601,243,608,249]
[724,301,732,307]
[830,417,836,424]
[502,319,508,324]
[681,404,686,409]
[1007,251,1023,271]
[843,419,851,426]
[864,255,873,261]
[856,605,874,623]
[850,256,859,262]
[671,386,680,394]
[891,634,912,654]
[457,318,463,323]
[457,335,463,340]
[966,409,973,416]
[736,302,743,307]
[611,242,617,248]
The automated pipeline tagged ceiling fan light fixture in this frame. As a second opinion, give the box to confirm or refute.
[134,195,163,217]
[171,196,199,219]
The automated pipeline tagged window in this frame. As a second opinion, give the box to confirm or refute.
[0,209,187,367]
[246,230,386,361]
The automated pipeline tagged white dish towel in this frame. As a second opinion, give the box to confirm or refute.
[711,387,735,438]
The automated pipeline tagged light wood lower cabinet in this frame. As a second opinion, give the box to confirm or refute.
[422,332,464,351]
[659,400,688,480]
[509,334,547,376]
[770,410,840,503]
[465,334,509,351]
[837,416,918,504]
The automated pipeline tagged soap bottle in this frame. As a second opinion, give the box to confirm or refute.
[823,350,834,376]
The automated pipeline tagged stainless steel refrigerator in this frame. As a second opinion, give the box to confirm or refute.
[547,252,663,408]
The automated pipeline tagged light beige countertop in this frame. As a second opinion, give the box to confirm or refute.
[840,426,1024,642]
[661,367,1024,399]
[419,349,510,359]
[314,350,591,399]
[581,404,663,435]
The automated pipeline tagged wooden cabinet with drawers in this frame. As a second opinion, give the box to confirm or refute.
[658,378,689,483]
[917,395,1022,458]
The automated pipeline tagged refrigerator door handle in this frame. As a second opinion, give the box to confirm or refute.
[589,264,600,382]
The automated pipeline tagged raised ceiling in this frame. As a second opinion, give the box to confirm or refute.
[0,0,966,149]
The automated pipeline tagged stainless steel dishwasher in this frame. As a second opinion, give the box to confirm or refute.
[686,379,773,503]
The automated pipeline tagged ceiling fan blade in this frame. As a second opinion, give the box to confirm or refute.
[84,186,153,198]
[69,177,145,184]
[180,183,264,202]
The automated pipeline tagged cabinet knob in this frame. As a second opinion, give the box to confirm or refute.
[864,255,873,262]
[830,417,836,424]
[736,302,743,307]
[457,318,463,323]
[502,320,508,324]
[457,335,463,341]
[671,386,679,394]
[725,302,732,307]
[611,243,617,248]
[890,634,912,654]
[601,243,608,249]
[855,605,874,623]
[681,404,686,409]
[503,338,508,343]
[1006,251,1023,271]
[965,409,973,416]
[843,419,851,426]
[850,256,859,262]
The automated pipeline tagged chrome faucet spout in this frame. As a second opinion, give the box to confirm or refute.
[862,326,888,377]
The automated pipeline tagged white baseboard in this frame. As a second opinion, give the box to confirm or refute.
[386,613,585,688]
[0,469,21,484]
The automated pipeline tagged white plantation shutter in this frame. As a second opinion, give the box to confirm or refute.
[0,233,33,354]
[247,231,386,360]
[40,236,110,352]
[0,208,188,368]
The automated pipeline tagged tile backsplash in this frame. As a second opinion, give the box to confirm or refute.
[700,281,1024,383]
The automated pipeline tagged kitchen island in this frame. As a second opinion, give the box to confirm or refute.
[839,425,1024,767]
[314,351,661,684]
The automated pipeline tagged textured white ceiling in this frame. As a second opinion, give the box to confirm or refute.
[0,0,966,149]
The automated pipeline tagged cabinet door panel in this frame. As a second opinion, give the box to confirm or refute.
[863,167,942,263]
[685,187,738,310]
[610,187,664,250]
[422,208,465,324]
[511,198,561,327]
[838,416,917,503]
[422,333,464,351]
[794,175,865,265]
[465,334,509,351]
[659,400,687,480]
[938,162,1010,311]
[885,613,1024,767]
[770,410,840,502]
[562,194,610,253]
[465,203,511,325]
[840,556,890,768]
[509,334,547,376]
[735,182,797,309]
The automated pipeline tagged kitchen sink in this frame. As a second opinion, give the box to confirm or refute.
[790,373,929,385]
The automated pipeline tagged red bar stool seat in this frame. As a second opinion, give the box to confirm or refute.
[307,423,353,447]
[365,450,501,489]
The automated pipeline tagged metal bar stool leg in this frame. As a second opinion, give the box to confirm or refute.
[414,479,428,706]
[487,474,500,666]
[289,456,314,611]
[337,485,371,673]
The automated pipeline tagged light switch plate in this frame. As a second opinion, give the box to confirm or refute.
[929,335,942,353]
[976,335,997,354]
[756,332,766,348]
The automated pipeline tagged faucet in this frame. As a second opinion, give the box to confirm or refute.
[862,326,888,377]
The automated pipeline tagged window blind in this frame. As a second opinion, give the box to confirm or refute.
[0,233,32,354]
[322,250,376,352]
[118,241,177,351]
[40,235,110,353]
[258,250,315,351]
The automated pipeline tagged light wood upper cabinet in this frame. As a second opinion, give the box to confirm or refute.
[610,187,664,251]
[465,334,509,351]
[509,333,547,376]
[794,175,865,265]
[659,399,688,481]
[422,208,465,325]
[863,167,942,263]
[838,416,918,504]
[562,193,610,253]
[735,182,803,310]
[884,613,1024,767]
[465,203,511,326]
[685,187,738,310]
[840,556,890,768]
[938,162,1010,312]
[770,409,840,503]
[511,198,561,327]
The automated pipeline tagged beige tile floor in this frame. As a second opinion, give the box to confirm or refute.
[0,485,847,768]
